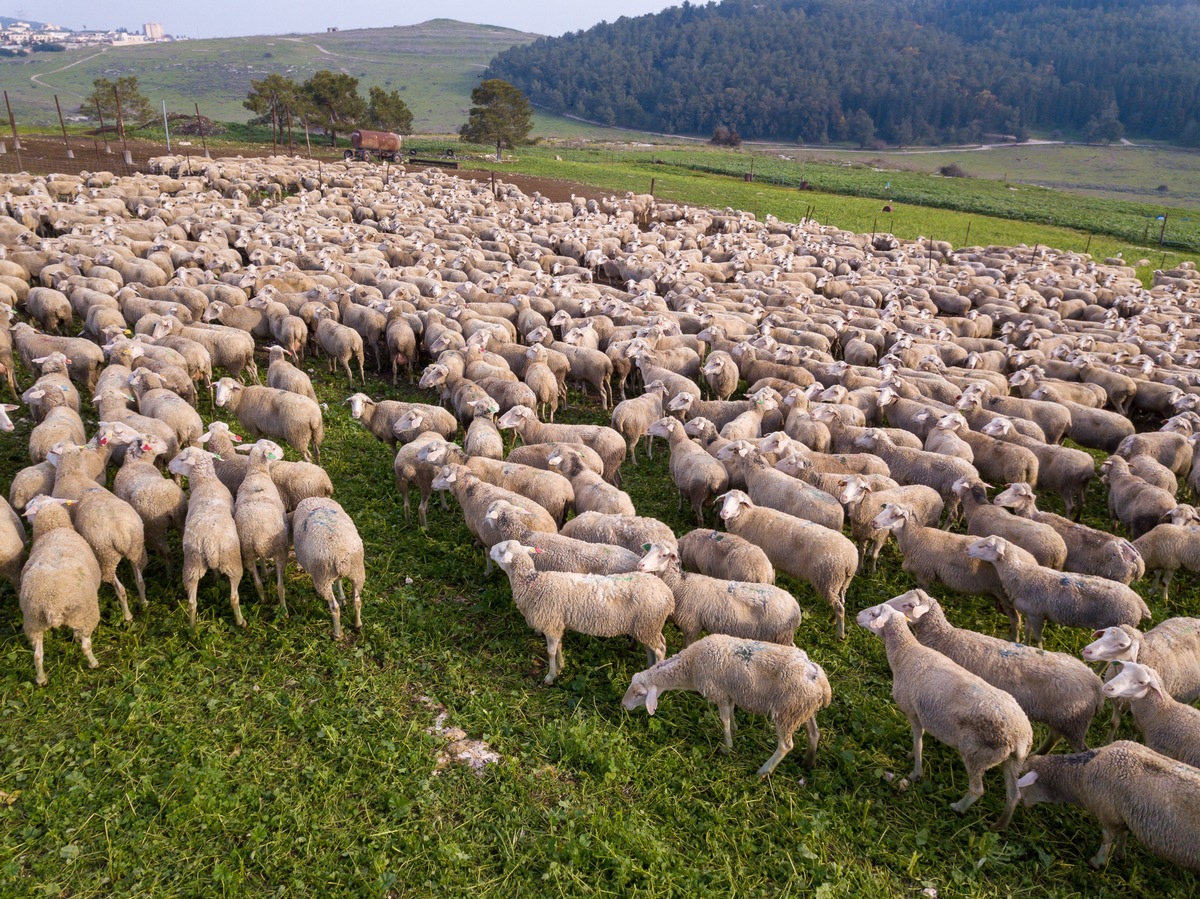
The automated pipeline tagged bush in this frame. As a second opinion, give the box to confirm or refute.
[938,163,970,178]
[710,126,742,148]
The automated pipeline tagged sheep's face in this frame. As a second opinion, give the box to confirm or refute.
[1102,661,1162,701]
[23,494,73,520]
[870,504,909,532]
[838,477,869,506]
[1015,768,1055,807]
[701,356,725,376]
[496,406,532,430]
[431,466,458,491]
[621,671,660,715]
[1081,627,1135,662]
[717,491,751,522]
[647,417,676,440]
[855,602,904,634]
[394,411,423,433]
[666,393,692,413]
[213,379,242,408]
[993,484,1033,508]
[636,542,676,575]
[965,536,1004,562]
[980,419,1008,438]
[884,590,933,622]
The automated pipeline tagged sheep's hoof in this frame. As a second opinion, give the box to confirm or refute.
[718,744,731,756]
[35,674,47,687]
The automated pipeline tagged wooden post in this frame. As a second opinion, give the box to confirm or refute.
[1158,213,1169,248]
[870,216,877,244]
[113,84,131,168]
[194,104,209,158]
[650,177,655,197]
[303,116,312,159]
[162,99,171,154]
[491,171,497,199]
[1084,234,1092,255]
[93,137,102,167]
[3,90,21,171]
[96,99,111,153]
[55,95,74,159]
[271,99,278,155]
[285,104,295,154]
[963,219,971,247]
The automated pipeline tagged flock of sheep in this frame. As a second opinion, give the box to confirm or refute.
[1,152,1199,877]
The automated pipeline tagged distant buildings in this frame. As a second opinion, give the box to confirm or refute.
[0,21,176,52]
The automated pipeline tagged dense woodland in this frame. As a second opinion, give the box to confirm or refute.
[486,0,1200,146]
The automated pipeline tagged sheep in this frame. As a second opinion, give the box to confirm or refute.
[422,445,574,526]
[93,391,180,462]
[497,405,626,485]
[19,495,103,685]
[718,490,857,639]
[128,369,203,449]
[960,384,1070,444]
[610,381,667,463]
[1102,662,1200,769]
[314,314,366,386]
[1126,454,1178,494]
[966,535,1151,647]
[483,500,640,575]
[391,405,459,446]
[393,431,454,528]
[1017,741,1200,871]
[213,378,324,464]
[489,539,675,684]
[464,400,505,460]
[234,440,290,615]
[559,511,677,556]
[677,528,775,584]
[11,322,104,392]
[839,477,943,572]
[870,504,1037,634]
[291,497,365,639]
[853,429,980,521]
[49,443,147,622]
[1115,423,1193,478]
[111,433,186,576]
[523,345,560,422]
[648,416,729,524]
[857,601,1032,830]
[1100,455,1176,538]
[266,346,317,402]
[432,463,557,571]
[29,406,86,463]
[923,412,974,463]
[23,352,80,422]
[384,307,418,386]
[151,318,258,387]
[506,441,606,478]
[699,351,740,401]
[638,541,801,647]
[993,483,1143,584]
[979,418,1094,520]
[933,414,1039,487]
[0,494,25,591]
[24,286,73,333]
[717,441,844,532]
[1082,619,1200,739]
[347,393,423,449]
[954,479,1068,568]
[168,447,245,629]
[885,590,1104,753]
[622,634,831,775]
[1131,509,1200,601]
[548,445,634,516]
[195,421,332,512]
[10,461,60,513]
[1034,393,1136,454]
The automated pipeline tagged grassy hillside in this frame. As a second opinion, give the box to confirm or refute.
[0,19,538,133]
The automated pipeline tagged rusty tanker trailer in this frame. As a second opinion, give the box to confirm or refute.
[344,130,403,162]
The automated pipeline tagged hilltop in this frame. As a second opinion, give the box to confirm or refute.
[0,19,539,133]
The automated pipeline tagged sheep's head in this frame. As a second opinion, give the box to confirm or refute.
[469,399,500,418]
[666,393,694,413]
[701,355,726,376]
[212,378,243,408]
[855,601,907,634]
[1102,661,1164,702]
[717,490,753,522]
[647,417,679,440]
[130,433,170,461]
[496,405,534,430]
[488,539,537,569]
[621,670,661,716]
[32,352,70,374]
[1081,625,1137,663]
[485,499,530,528]
[431,464,466,491]
[418,365,448,390]
[884,589,936,622]
[167,446,215,478]
[837,475,871,506]
[683,416,714,439]
[965,535,1008,562]
[23,494,74,520]
[870,503,911,532]
[715,440,755,462]
[853,429,884,450]
[636,541,678,575]
[980,418,1011,438]
[993,483,1035,509]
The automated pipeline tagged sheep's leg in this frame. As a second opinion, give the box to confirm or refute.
[350,580,362,629]
[759,729,794,777]
[77,630,99,669]
[717,697,736,754]
[645,435,653,460]
[356,353,365,386]
[248,558,266,603]
[645,632,667,664]
[110,575,133,623]
[1005,607,1022,643]
[184,569,201,629]
[1033,729,1063,756]
[31,632,46,686]
[1089,826,1121,869]
[950,763,986,815]
[803,716,820,768]
[990,757,1021,831]
[1105,703,1124,743]
[275,556,288,617]
[693,497,705,527]
[543,633,561,684]
[1160,569,1174,602]
[907,718,925,781]
[323,582,342,639]
[229,576,245,627]
[1028,615,1046,648]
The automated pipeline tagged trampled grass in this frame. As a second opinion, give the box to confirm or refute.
[0,337,1197,897]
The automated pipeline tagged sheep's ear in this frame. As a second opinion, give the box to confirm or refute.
[1016,771,1038,788]
[196,432,211,443]
[910,603,930,620]
[645,685,659,716]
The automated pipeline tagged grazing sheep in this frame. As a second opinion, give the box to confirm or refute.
[1018,741,1200,871]
[234,440,290,615]
[1100,456,1176,538]
[622,635,831,775]
[638,541,801,646]
[214,378,323,464]
[29,406,86,463]
[497,405,626,485]
[168,447,244,629]
[994,483,1143,584]
[649,416,729,525]
[885,590,1104,753]
[393,432,453,528]
[484,500,640,575]
[611,381,667,463]
[718,490,857,639]
[347,393,422,449]
[489,539,675,684]
[839,476,943,572]
[1132,513,1200,601]
[853,429,980,521]
[858,601,1032,830]
[1102,661,1200,769]
[19,495,102,685]
[955,479,1068,569]
[966,535,1151,647]
[677,528,775,584]
[291,497,365,639]
[718,441,844,532]
[314,313,366,386]
[391,404,459,446]
[980,418,1095,520]
[548,445,634,516]
[560,511,677,556]
[0,494,25,590]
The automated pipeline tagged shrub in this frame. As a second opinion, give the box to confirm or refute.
[938,163,970,178]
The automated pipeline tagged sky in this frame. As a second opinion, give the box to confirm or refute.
[8,1,685,39]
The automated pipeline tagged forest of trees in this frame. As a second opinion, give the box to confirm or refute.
[485,0,1200,146]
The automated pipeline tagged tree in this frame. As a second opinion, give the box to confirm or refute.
[302,70,366,146]
[244,74,306,127]
[847,109,876,149]
[80,76,151,123]
[1085,101,1124,144]
[459,79,533,161]
[366,87,413,135]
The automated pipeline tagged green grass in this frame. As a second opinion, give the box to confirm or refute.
[0,345,1198,896]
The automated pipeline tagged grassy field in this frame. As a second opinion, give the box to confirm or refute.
[0,343,1198,895]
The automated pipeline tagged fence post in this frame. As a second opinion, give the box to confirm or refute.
[162,99,171,154]
[95,99,111,153]
[194,104,209,158]
[113,85,132,168]
[3,91,21,171]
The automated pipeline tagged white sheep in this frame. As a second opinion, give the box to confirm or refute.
[214,377,324,464]
[291,497,365,639]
